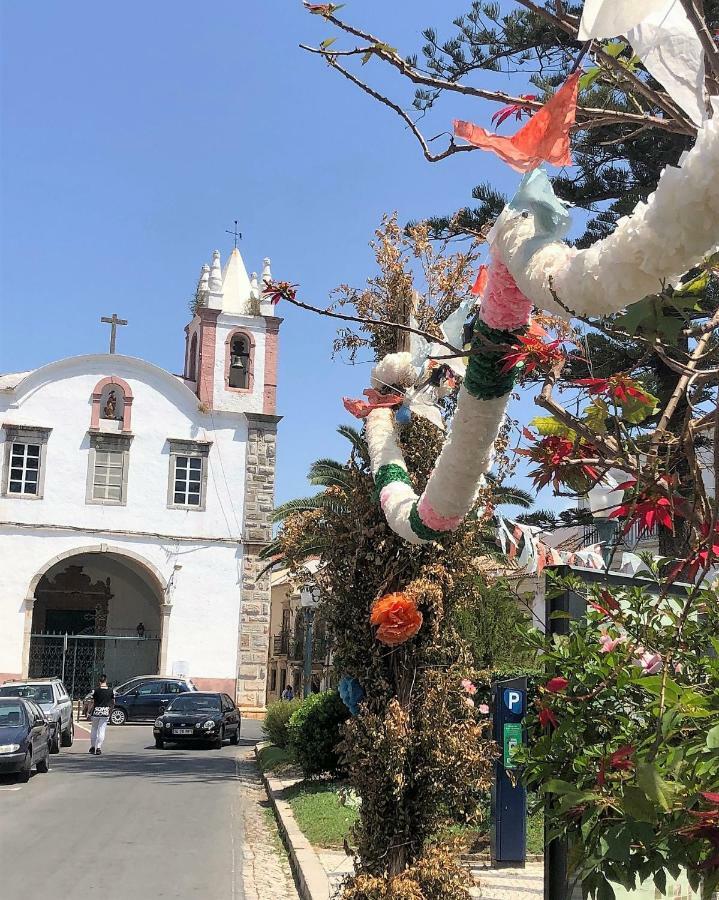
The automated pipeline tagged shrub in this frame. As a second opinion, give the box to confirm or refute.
[288,690,348,777]
[263,699,300,749]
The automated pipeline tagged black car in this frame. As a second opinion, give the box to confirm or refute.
[0,698,51,782]
[153,692,241,749]
[109,678,196,725]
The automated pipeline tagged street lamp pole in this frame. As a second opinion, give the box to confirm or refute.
[299,584,321,699]
[587,471,624,568]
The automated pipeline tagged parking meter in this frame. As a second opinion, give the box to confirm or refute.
[491,676,527,867]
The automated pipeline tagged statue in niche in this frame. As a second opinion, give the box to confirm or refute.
[103,390,118,420]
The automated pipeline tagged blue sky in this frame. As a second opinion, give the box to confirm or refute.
[1,1,557,510]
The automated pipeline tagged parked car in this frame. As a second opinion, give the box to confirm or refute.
[0,678,73,753]
[109,677,196,725]
[82,675,196,719]
[0,697,51,782]
[153,692,241,749]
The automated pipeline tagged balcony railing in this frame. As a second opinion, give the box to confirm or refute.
[272,632,290,656]
[290,635,332,662]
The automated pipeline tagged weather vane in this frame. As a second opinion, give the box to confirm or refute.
[226,220,242,249]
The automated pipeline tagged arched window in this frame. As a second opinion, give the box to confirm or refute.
[228,334,251,389]
[188,333,198,382]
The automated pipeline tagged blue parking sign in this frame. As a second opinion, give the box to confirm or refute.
[503,688,524,715]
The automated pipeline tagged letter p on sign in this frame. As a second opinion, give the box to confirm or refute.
[503,689,524,715]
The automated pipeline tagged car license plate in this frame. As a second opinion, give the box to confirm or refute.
[173,728,193,735]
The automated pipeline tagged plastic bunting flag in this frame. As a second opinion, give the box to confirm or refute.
[453,72,580,173]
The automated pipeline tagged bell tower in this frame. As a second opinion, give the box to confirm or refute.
[183,247,281,417]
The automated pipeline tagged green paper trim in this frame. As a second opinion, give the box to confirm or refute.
[463,319,519,401]
[374,463,413,501]
[409,502,446,542]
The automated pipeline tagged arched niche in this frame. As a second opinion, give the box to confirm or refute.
[90,376,134,432]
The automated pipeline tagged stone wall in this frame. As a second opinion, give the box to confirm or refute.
[237,412,281,714]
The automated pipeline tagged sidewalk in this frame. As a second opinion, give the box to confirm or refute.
[257,744,545,900]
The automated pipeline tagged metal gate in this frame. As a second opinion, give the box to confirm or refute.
[28,633,161,699]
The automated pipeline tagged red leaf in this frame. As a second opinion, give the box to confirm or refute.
[538,706,558,729]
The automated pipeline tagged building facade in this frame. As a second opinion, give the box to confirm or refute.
[266,567,332,703]
[0,246,280,714]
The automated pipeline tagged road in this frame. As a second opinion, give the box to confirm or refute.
[0,716,289,900]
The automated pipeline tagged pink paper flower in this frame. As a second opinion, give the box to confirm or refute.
[478,703,490,715]
[461,678,477,695]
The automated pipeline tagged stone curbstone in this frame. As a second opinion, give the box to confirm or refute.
[255,742,332,900]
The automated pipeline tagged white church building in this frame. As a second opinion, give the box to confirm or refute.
[0,246,281,714]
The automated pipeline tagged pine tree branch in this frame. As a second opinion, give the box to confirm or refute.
[301,10,696,135]
[514,0,698,133]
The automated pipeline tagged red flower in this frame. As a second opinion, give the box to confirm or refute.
[538,706,558,728]
[598,745,634,786]
[589,590,620,618]
[609,745,635,771]
[491,94,538,129]
[262,279,297,305]
[500,333,563,376]
[545,676,569,693]
[516,434,598,491]
[668,522,719,582]
[538,706,558,729]
[573,375,653,405]
[609,476,687,536]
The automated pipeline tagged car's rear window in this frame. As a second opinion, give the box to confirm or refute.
[167,695,220,713]
[0,702,26,726]
[0,685,53,704]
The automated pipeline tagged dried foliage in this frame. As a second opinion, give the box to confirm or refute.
[270,223,499,894]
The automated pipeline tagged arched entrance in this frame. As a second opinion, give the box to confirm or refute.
[25,547,169,698]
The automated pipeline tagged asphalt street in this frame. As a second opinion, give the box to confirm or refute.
[0,716,265,899]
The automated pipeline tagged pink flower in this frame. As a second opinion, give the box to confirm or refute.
[598,633,623,653]
[633,650,663,675]
[478,703,490,715]
[461,678,477,695]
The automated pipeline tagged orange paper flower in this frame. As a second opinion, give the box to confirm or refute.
[370,593,423,646]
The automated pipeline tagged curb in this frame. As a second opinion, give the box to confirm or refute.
[255,742,333,900]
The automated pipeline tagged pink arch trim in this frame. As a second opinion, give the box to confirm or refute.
[90,376,134,432]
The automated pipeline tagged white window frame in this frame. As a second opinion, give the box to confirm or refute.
[167,439,211,511]
[2,424,51,500]
[86,433,132,506]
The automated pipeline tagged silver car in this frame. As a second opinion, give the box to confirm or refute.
[0,679,74,753]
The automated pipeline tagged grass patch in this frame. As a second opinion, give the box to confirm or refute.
[285,781,359,849]
[258,744,296,774]
[435,810,544,856]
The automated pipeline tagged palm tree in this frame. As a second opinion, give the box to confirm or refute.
[260,425,534,571]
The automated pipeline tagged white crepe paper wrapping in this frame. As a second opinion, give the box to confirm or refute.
[365,379,507,544]
[579,0,706,126]
[492,112,719,318]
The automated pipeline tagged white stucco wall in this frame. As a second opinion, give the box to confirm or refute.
[211,314,267,415]
[0,353,249,686]
[0,354,247,540]
[0,528,242,683]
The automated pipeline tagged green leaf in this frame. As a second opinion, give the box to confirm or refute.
[674,270,709,296]
[620,786,657,823]
[582,398,609,433]
[529,416,575,438]
[361,49,373,65]
[544,778,582,796]
[579,67,602,91]
[319,37,337,49]
[636,762,675,811]
[706,724,719,748]
[616,295,686,344]
[603,41,627,58]
[597,876,616,900]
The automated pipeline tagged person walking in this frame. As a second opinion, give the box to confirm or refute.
[88,675,114,756]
